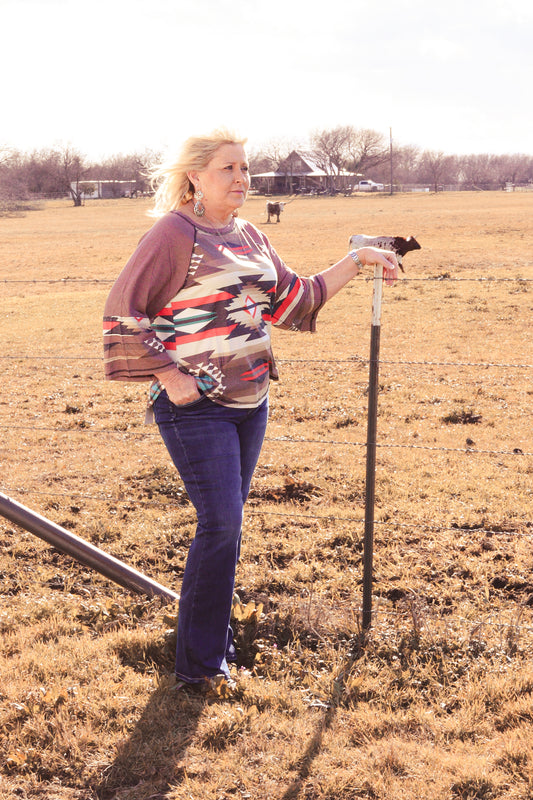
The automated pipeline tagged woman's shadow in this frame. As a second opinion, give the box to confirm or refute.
[94,630,206,800]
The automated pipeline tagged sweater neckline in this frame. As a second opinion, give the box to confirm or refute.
[171,210,236,236]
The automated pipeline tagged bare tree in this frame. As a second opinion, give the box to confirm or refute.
[247,151,273,176]
[345,128,388,174]
[248,137,298,192]
[259,137,295,169]
[419,150,457,191]
[248,137,295,176]
[132,148,162,193]
[2,138,530,212]
[390,144,421,186]
[88,148,161,194]
[0,146,28,214]
[311,125,353,187]
[0,145,16,166]
[491,153,532,189]
[309,126,388,189]
[21,145,90,203]
[60,146,89,206]
[457,153,498,190]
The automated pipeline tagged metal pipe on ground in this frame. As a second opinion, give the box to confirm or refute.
[0,491,179,604]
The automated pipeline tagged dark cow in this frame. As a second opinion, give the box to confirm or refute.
[266,201,286,223]
[348,234,421,273]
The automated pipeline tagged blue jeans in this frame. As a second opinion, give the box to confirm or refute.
[153,390,268,683]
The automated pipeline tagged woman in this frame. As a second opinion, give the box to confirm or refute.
[103,129,398,692]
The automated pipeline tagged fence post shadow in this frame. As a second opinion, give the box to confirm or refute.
[279,701,336,800]
[95,680,206,800]
[278,644,365,800]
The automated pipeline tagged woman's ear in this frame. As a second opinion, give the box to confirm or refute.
[188,171,199,188]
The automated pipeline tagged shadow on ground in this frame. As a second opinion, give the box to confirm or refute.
[95,681,205,800]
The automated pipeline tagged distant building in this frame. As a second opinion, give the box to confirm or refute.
[251,150,360,195]
[71,180,139,200]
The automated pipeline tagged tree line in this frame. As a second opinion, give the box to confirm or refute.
[1,127,532,212]
[0,145,160,211]
[253,127,533,193]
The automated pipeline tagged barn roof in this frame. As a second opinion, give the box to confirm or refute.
[278,150,327,175]
[253,150,361,179]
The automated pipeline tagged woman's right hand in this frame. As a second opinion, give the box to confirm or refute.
[155,369,201,405]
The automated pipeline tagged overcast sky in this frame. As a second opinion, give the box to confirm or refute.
[2,0,531,161]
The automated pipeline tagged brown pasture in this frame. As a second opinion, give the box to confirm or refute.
[1,192,532,800]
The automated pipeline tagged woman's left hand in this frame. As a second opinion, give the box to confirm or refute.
[357,247,400,286]
[319,246,401,300]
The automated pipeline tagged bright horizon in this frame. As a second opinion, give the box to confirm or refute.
[2,0,532,161]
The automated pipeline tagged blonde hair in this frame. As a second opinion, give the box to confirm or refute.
[150,128,247,216]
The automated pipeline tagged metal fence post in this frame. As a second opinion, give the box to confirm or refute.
[362,264,384,630]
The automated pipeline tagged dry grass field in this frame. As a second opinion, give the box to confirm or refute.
[1,191,532,800]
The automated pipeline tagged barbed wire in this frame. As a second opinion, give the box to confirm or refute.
[1,278,109,284]
[1,354,532,370]
[400,276,533,283]
[2,482,532,540]
[266,436,532,456]
[1,424,530,456]
[2,274,533,285]
[300,358,533,369]
[358,607,533,639]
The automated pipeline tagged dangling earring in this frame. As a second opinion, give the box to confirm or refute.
[193,189,205,217]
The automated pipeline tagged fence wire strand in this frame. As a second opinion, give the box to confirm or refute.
[2,274,533,285]
[0,423,531,457]
[1,354,532,371]
[2,483,532,540]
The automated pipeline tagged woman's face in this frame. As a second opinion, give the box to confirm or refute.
[190,143,250,221]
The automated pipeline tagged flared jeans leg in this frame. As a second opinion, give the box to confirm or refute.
[153,392,268,682]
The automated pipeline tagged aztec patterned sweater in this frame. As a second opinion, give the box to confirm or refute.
[103,211,327,409]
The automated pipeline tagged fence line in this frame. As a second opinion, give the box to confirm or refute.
[1,354,532,370]
[2,272,532,637]
[2,483,531,540]
[1,424,530,456]
[267,437,532,456]
[3,482,533,642]
[4,478,533,643]
[2,275,533,285]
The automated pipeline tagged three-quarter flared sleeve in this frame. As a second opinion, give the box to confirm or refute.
[103,213,195,381]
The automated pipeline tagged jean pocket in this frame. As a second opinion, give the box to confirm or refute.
[171,392,207,410]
